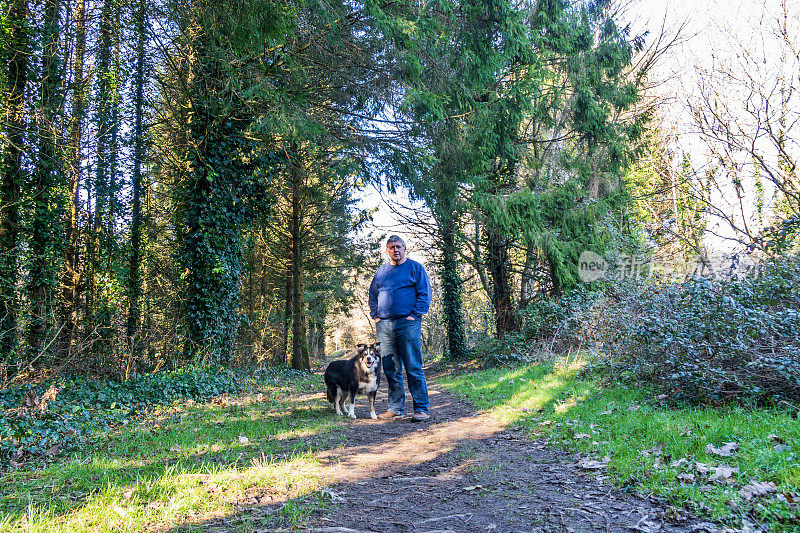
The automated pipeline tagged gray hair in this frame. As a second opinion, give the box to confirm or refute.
[386,235,406,249]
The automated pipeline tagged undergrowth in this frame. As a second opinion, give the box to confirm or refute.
[0,367,345,532]
[0,366,305,466]
[516,253,800,406]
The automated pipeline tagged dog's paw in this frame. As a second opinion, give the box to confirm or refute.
[370,412,377,419]
[348,412,357,419]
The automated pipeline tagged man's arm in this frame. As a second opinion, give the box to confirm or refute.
[368,274,379,319]
[411,264,432,318]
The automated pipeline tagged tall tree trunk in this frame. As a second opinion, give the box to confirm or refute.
[289,152,309,370]
[60,0,88,358]
[92,0,121,359]
[440,218,467,359]
[27,0,62,358]
[127,0,147,361]
[0,0,29,359]
[282,265,292,364]
[518,244,538,311]
[486,224,518,337]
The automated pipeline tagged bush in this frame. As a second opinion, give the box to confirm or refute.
[575,254,800,405]
[520,288,598,351]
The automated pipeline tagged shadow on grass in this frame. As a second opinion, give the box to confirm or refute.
[0,362,587,532]
[156,363,590,532]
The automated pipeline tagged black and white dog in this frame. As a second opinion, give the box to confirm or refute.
[324,343,381,419]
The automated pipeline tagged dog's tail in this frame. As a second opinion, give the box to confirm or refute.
[326,384,336,404]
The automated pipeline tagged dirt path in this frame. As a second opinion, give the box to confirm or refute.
[269,377,715,533]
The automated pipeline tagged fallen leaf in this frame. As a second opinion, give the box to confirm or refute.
[694,462,709,475]
[677,473,696,483]
[462,485,483,491]
[705,442,739,457]
[320,487,345,503]
[574,433,591,439]
[773,444,790,453]
[578,456,610,470]
[740,481,777,501]
[640,445,663,457]
[598,409,614,415]
[656,394,668,400]
[689,522,719,532]
[680,429,693,436]
[44,445,61,458]
[539,420,553,427]
[627,404,641,412]
[671,458,689,468]
[768,434,784,444]
[708,465,739,483]
[238,436,249,445]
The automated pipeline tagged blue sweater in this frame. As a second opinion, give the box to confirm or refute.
[368,258,432,319]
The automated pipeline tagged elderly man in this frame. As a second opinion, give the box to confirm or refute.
[369,235,432,422]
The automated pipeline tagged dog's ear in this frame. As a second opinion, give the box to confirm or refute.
[357,343,366,352]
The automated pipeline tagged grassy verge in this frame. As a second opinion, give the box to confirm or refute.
[437,354,800,532]
[0,370,347,532]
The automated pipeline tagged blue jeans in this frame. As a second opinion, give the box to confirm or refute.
[376,318,429,414]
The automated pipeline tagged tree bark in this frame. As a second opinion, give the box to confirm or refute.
[0,0,29,359]
[289,150,309,370]
[486,224,518,337]
[27,0,61,358]
[440,219,467,359]
[60,0,88,358]
[128,0,147,361]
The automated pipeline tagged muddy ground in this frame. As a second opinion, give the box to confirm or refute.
[273,375,720,532]
[196,374,723,533]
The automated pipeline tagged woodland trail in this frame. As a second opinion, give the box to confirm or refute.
[202,372,719,533]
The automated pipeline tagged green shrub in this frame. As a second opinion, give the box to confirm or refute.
[576,254,800,405]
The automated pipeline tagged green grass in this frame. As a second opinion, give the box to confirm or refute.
[437,354,800,531]
[0,371,347,532]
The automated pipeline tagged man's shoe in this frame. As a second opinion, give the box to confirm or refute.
[377,410,400,420]
[411,411,430,422]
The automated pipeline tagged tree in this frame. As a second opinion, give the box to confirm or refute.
[0,0,30,359]
[60,0,89,358]
[26,0,65,361]
[127,0,148,361]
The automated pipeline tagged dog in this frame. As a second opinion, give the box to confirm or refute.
[324,343,381,419]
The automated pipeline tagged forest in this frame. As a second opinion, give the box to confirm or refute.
[0,0,799,530]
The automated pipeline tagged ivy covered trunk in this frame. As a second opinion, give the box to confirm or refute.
[60,0,88,358]
[440,222,467,358]
[0,0,29,359]
[289,149,309,370]
[27,0,62,360]
[127,0,147,361]
[180,34,251,363]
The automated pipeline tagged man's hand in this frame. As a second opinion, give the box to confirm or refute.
[374,318,381,323]
[406,316,416,320]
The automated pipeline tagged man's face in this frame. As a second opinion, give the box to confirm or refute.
[387,241,406,264]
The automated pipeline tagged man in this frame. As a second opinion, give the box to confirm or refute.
[369,235,432,422]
